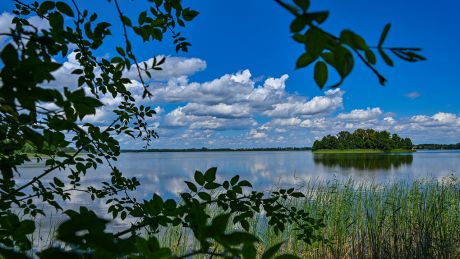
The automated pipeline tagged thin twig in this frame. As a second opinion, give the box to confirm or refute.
[113,0,151,97]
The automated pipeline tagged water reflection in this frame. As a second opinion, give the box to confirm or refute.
[313,153,413,171]
[17,150,460,247]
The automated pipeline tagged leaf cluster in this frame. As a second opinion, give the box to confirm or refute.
[277,0,425,88]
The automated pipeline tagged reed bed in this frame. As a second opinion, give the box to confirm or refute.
[159,176,460,258]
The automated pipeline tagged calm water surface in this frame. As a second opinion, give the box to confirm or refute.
[20,150,460,199]
[18,150,460,242]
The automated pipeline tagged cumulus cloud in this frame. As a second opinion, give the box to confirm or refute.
[181,103,251,118]
[249,129,268,139]
[270,118,302,127]
[125,56,206,81]
[337,107,382,121]
[263,89,343,118]
[0,12,49,45]
[150,69,288,106]
[0,12,14,45]
[156,69,343,136]
[410,112,460,127]
[19,48,459,147]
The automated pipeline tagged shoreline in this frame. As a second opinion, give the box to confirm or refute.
[312,149,415,154]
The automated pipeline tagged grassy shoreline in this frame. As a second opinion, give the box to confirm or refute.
[313,149,415,154]
[160,177,460,258]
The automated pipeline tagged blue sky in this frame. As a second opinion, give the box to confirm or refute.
[1,0,459,147]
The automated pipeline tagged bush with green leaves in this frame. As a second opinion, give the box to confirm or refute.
[0,0,423,258]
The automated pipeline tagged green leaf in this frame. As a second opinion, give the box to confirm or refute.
[241,219,250,231]
[1,44,19,66]
[378,23,391,47]
[71,69,83,75]
[292,33,306,43]
[163,199,177,210]
[53,177,65,188]
[194,170,205,185]
[223,232,259,245]
[184,181,197,192]
[365,50,377,65]
[378,48,394,66]
[230,175,240,185]
[56,2,74,17]
[183,8,199,21]
[242,243,257,259]
[304,27,329,58]
[291,192,305,198]
[321,45,354,87]
[138,11,147,24]
[340,30,368,50]
[290,15,308,33]
[116,47,125,56]
[238,180,252,188]
[19,220,35,235]
[38,1,55,16]
[211,214,230,234]
[309,11,329,24]
[198,191,211,201]
[204,182,220,190]
[293,0,310,11]
[49,12,64,31]
[262,242,283,259]
[314,61,328,88]
[121,16,132,26]
[204,167,217,182]
[296,53,315,69]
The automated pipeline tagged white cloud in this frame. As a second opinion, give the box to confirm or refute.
[263,89,343,118]
[125,56,206,81]
[19,48,460,147]
[181,103,251,118]
[270,118,302,127]
[0,12,49,45]
[156,69,343,139]
[384,117,396,125]
[0,12,14,45]
[410,112,459,127]
[337,107,382,121]
[405,91,421,99]
[299,118,327,129]
[249,129,267,139]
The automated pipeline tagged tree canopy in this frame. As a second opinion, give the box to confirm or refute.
[312,129,414,151]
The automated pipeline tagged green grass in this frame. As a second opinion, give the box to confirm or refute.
[159,177,460,258]
[313,149,414,154]
[388,148,416,153]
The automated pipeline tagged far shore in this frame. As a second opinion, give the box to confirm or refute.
[122,147,311,153]
[313,149,415,154]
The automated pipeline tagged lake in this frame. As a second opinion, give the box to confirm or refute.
[18,150,460,243]
[20,150,460,199]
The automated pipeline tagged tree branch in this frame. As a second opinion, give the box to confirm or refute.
[112,0,152,98]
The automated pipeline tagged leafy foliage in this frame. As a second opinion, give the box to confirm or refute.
[276,0,425,88]
[0,0,424,258]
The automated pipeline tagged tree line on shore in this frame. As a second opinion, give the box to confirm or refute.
[312,129,413,151]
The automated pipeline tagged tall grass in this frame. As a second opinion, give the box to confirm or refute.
[159,176,460,258]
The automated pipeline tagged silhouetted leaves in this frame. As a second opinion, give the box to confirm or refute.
[277,0,424,88]
[314,61,328,88]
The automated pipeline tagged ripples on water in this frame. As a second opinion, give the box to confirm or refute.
[18,150,460,245]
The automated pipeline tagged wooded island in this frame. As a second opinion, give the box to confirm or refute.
[312,129,414,153]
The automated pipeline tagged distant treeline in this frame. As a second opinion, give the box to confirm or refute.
[20,142,76,153]
[122,147,312,152]
[312,129,413,151]
[414,143,460,150]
